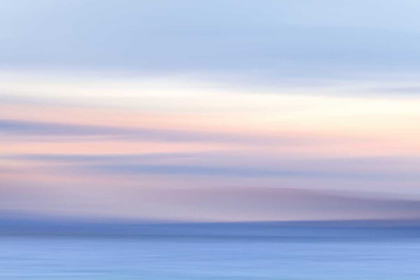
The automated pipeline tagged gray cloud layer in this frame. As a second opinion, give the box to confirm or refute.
[0,119,260,143]
[7,151,419,181]
[0,118,338,146]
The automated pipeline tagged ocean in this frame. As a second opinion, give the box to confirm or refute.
[1,235,420,279]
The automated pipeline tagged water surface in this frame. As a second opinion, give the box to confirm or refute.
[1,236,420,279]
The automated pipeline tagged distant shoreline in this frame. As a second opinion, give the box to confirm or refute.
[1,216,420,240]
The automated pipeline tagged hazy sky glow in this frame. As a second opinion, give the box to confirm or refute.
[0,0,420,222]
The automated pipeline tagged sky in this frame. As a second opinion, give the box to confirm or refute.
[0,0,420,222]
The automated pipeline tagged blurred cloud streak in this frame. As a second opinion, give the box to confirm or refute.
[1,0,420,222]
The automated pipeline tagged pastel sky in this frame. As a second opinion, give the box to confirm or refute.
[1,0,420,222]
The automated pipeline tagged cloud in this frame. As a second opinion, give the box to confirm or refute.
[0,119,259,143]
[2,151,420,221]
[374,86,420,95]
[1,180,420,221]
[0,118,342,147]
[1,0,420,90]
[78,161,420,181]
[7,152,420,181]
[146,187,420,221]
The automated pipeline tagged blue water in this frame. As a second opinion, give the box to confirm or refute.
[1,236,420,279]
